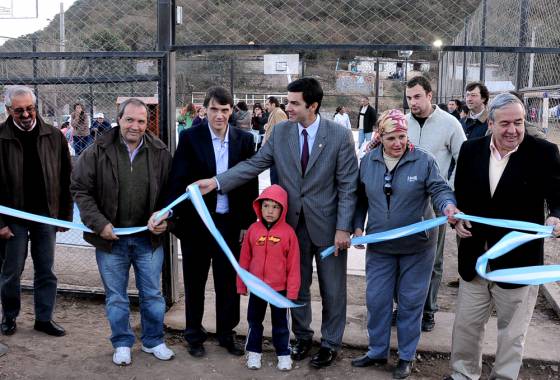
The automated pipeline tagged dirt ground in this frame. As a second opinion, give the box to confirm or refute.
[0,293,559,380]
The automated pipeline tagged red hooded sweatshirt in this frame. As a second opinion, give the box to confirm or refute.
[237,185,301,300]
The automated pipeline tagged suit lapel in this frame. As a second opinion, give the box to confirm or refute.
[288,123,302,175]
[198,124,216,176]
[305,119,328,175]
[478,136,492,199]
[227,126,241,169]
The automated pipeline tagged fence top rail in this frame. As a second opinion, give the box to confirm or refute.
[172,44,560,55]
[0,51,168,60]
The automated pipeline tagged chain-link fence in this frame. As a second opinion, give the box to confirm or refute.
[0,50,166,295]
[439,0,560,138]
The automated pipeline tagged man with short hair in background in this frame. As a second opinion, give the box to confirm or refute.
[0,85,72,338]
[462,82,490,139]
[447,99,462,120]
[405,76,466,332]
[357,95,377,146]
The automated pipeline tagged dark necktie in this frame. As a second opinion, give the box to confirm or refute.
[301,129,309,175]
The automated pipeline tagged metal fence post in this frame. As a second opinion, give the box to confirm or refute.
[479,0,487,82]
[374,57,380,112]
[462,18,468,93]
[157,0,179,306]
[230,57,235,98]
[516,0,530,90]
[32,36,39,108]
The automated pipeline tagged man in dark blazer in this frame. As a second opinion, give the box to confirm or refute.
[357,95,377,146]
[162,86,258,358]
[196,78,358,369]
[448,93,560,380]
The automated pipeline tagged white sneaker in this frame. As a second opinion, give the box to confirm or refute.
[141,343,175,361]
[277,355,292,371]
[113,347,131,366]
[246,351,262,370]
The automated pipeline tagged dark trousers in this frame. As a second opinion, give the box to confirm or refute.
[270,165,279,185]
[181,213,240,345]
[0,221,57,321]
[245,292,290,356]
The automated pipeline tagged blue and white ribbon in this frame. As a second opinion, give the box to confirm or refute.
[0,205,147,235]
[321,214,558,286]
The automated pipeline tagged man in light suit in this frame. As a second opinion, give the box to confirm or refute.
[197,78,358,369]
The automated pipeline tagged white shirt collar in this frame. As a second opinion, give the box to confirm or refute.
[13,119,37,132]
[298,115,320,137]
[208,123,229,143]
[469,107,486,120]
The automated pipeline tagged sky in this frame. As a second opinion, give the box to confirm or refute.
[0,0,77,45]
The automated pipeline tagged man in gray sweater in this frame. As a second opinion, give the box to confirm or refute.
[404,76,466,332]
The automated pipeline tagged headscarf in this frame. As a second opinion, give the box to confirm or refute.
[363,109,414,154]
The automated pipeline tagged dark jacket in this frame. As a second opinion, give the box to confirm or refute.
[166,122,258,240]
[461,109,488,140]
[70,127,172,251]
[455,134,560,288]
[0,116,72,228]
[356,104,377,133]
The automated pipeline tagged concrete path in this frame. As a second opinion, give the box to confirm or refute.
[165,291,560,363]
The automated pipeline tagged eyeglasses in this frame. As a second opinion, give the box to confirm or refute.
[383,173,393,196]
[11,106,36,116]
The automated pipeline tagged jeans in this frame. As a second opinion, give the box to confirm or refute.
[0,221,57,321]
[245,292,290,355]
[96,235,165,349]
[358,130,372,147]
[365,247,436,361]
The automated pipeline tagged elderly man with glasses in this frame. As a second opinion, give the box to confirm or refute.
[0,85,72,337]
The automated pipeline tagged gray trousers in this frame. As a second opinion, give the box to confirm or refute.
[291,214,347,350]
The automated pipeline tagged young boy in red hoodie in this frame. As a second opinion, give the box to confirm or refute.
[237,184,300,371]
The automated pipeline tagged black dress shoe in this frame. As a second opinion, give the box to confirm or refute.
[393,359,413,379]
[310,347,337,368]
[290,338,312,361]
[421,314,435,332]
[219,340,244,356]
[1,317,16,336]
[188,343,206,358]
[351,353,388,367]
[34,320,65,337]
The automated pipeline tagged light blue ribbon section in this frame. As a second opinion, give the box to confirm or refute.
[187,184,301,309]
[321,213,558,286]
[320,216,448,259]
[0,205,147,235]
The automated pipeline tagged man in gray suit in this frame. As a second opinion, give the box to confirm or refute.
[196,78,358,368]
